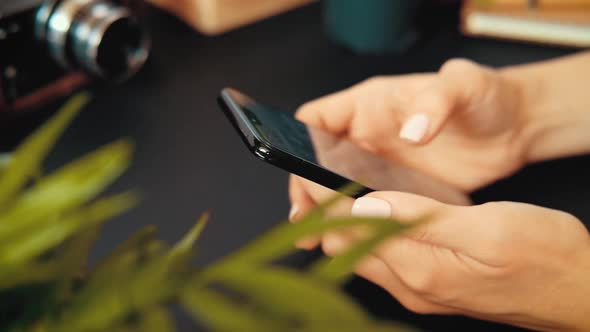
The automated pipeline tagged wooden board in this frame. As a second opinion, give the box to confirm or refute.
[149,0,315,35]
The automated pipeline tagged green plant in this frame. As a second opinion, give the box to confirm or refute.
[0,94,419,332]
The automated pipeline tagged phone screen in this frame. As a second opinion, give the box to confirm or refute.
[242,102,322,165]
[221,88,469,205]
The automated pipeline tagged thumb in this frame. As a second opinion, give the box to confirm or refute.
[400,59,491,144]
[350,192,471,298]
[352,191,444,222]
[351,191,479,251]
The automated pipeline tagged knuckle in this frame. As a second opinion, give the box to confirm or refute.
[396,263,458,305]
[476,201,508,218]
[349,126,380,146]
[472,202,510,244]
[469,202,522,263]
[361,75,389,88]
[440,58,493,90]
[321,234,347,257]
[347,100,391,149]
[402,266,440,296]
[439,58,477,74]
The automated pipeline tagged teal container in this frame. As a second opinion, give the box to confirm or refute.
[323,0,422,54]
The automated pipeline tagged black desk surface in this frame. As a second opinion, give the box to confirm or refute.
[3,2,589,331]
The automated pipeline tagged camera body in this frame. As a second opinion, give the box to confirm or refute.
[0,0,150,112]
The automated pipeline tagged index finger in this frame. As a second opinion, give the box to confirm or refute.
[295,88,356,136]
[289,175,316,221]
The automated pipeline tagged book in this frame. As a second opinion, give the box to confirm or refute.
[477,0,590,9]
[461,0,590,47]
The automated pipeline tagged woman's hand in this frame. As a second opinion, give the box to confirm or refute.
[289,53,590,330]
[294,53,590,196]
[295,59,530,193]
[289,58,529,247]
[324,192,590,332]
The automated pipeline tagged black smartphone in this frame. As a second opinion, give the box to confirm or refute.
[218,88,469,204]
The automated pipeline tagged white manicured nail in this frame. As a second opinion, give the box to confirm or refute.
[400,113,430,143]
[352,197,392,218]
[289,205,300,220]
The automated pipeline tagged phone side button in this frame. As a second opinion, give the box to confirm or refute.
[253,145,273,161]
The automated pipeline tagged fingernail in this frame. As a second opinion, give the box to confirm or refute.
[400,113,430,143]
[289,205,300,221]
[352,197,392,218]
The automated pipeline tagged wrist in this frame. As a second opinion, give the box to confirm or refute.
[566,245,590,332]
[500,57,590,164]
[499,65,549,163]
[535,239,590,332]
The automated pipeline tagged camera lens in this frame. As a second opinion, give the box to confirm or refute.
[71,3,149,79]
[36,0,149,80]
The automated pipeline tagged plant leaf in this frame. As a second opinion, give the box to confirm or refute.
[53,225,102,301]
[204,216,397,276]
[92,225,157,274]
[169,213,208,257]
[301,182,362,220]
[126,253,190,308]
[195,265,370,327]
[53,227,193,332]
[0,139,134,239]
[304,322,420,332]
[49,253,146,332]
[134,307,176,332]
[56,256,183,332]
[107,306,176,332]
[0,263,60,289]
[311,221,410,283]
[0,92,90,210]
[0,283,57,332]
[0,192,138,265]
[84,233,165,301]
[0,153,11,170]
[182,286,280,331]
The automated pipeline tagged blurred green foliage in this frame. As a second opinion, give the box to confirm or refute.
[0,94,418,332]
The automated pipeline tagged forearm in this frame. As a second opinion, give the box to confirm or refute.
[500,51,590,163]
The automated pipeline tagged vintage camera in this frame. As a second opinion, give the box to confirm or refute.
[0,0,150,112]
